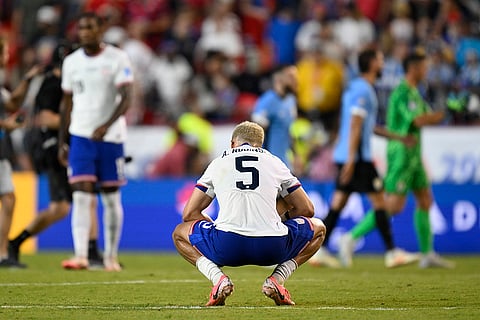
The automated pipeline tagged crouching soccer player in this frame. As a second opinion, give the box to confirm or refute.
[172,121,326,306]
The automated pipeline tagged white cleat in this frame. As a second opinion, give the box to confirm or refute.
[419,252,455,269]
[338,233,356,268]
[308,247,341,268]
[104,257,122,272]
[385,248,420,268]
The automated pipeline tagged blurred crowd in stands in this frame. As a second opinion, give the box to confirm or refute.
[1,0,480,179]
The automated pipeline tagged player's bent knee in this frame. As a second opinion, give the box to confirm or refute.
[171,222,193,244]
[309,217,326,238]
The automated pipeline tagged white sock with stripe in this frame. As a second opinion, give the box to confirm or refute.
[271,259,298,284]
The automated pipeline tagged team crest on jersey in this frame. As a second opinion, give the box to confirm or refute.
[124,67,132,76]
[396,181,406,193]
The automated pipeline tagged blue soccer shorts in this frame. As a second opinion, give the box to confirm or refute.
[189,217,314,267]
[68,135,126,187]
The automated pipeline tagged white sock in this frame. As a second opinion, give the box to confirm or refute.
[72,191,93,259]
[196,256,224,285]
[101,190,124,259]
[271,259,298,284]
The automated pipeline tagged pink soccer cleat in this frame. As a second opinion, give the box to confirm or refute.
[205,275,234,306]
[62,258,88,270]
[262,276,295,306]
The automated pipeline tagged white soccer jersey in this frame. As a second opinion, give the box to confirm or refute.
[61,44,133,143]
[197,144,301,237]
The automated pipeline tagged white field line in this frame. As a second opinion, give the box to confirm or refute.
[0,278,329,287]
[0,305,464,311]
[0,280,468,312]
[0,279,203,287]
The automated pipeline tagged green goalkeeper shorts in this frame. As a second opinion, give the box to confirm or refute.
[384,153,429,195]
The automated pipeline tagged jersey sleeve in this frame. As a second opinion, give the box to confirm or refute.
[350,87,369,118]
[61,58,72,93]
[114,51,134,87]
[251,94,271,127]
[195,160,216,198]
[274,157,301,197]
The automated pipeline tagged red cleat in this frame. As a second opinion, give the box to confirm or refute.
[262,276,295,306]
[62,258,88,270]
[205,275,234,306]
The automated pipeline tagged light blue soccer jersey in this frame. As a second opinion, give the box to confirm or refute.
[333,77,377,163]
[252,90,297,166]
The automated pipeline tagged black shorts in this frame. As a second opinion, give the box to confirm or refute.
[335,161,383,194]
[46,163,72,203]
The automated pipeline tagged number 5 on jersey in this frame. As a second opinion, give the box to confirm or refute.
[235,156,259,190]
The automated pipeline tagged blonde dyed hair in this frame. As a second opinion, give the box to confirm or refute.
[231,121,264,147]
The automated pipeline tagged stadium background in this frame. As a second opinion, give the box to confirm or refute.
[10,125,480,254]
[3,0,480,256]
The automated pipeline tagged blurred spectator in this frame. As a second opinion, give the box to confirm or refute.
[32,5,61,46]
[376,39,409,123]
[196,0,244,67]
[189,50,239,121]
[232,48,266,96]
[125,0,173,50]
[426,47,456,110]
[355,0,392,28]
[265,4,301,66]
[332,2,375,59]
[307,133,337,182]
[145,101,214,178]
[85,0,125,29]
[176,108,213,158]
[238,0,274,48]
[389,0,415,43]
[295,2,343,62]
[150,40,193,121]
[12,1,63,48]
[449,49,480,124]
[289,114,325,178]
[145,130,203,178]
[296,41,344,136]
[103,23,155,125]
[459,50,480,92]
[164,6,200,67]
[451,20,480,68]
[3,0,478,130]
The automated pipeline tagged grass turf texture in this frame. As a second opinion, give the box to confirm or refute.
[0,253,478,320]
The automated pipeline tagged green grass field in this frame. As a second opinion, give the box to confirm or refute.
[0,253,478,320]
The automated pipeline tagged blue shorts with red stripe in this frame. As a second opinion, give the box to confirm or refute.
[189,217,314,267]
[68,135,126,186]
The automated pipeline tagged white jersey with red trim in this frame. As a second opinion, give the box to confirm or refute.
[61,44,133,143]
[197,144,301,237]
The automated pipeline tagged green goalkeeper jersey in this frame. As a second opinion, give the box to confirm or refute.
[386,80,430,157]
